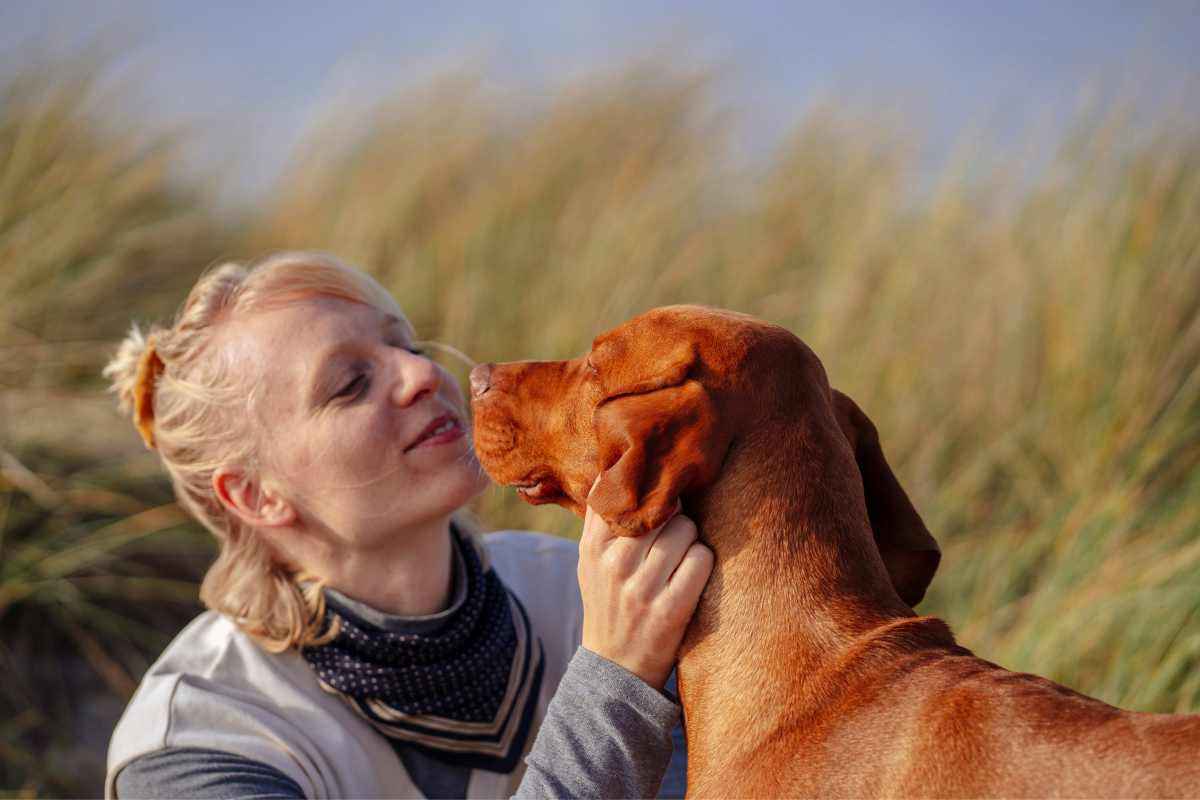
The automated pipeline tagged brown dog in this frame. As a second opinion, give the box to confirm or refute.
[470,305,1200,798]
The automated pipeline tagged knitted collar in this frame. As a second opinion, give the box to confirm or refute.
[302,528,544,773]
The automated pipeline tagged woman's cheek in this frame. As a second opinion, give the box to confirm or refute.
[356,407,402,465]
[314,408,390,479]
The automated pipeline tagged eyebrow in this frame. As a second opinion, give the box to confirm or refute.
[305,313,412,410]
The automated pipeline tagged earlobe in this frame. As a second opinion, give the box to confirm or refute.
[212,468,296,529]
[256,483,297,527]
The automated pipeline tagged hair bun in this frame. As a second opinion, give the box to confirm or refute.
[133,335,165,449]
[103,324,166,450]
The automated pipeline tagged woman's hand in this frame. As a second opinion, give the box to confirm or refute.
[577,491,714,691]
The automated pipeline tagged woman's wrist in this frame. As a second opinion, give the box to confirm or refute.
[573,646,680,708]
[579,641,671,690]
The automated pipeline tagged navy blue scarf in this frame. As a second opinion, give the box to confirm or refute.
[302,529,544,773]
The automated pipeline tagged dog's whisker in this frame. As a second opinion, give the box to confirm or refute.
[419,340,477,370]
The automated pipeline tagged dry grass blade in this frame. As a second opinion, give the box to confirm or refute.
[2,48,1199,796]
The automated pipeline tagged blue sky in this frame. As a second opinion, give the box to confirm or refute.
[3,2,1197,203]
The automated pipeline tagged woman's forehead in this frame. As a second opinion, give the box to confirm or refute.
[270,295,412,338]
[225,296,413,386]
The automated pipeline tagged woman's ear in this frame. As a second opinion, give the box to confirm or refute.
[212,467,296,529]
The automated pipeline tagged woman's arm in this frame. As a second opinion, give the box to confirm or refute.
[516,501,712,799]
[515,647,681,799]
[114,747,304,799]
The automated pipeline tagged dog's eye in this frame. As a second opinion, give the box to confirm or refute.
[585,360,599,376]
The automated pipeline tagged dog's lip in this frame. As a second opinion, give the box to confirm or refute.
[511,471,551,488]
[404,413,459,452]
[512,476,562,501]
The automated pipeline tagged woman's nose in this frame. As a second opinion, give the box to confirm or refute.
[390,351,441,407]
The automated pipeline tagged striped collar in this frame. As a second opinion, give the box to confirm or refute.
[302,528,545,773]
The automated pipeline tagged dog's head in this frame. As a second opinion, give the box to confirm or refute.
[470,304,939,606]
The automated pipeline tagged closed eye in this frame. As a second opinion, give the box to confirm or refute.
[329,340,422,406]
[333,373,369,401]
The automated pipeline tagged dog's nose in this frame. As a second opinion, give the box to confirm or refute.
[469,364,493,398]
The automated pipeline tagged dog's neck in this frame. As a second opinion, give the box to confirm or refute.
[675,421,951,779]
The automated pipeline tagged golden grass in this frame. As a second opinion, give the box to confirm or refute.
[248,65,1200,716]
[1,53,1197,795]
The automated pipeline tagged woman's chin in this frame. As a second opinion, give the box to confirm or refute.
[440,450,491,507]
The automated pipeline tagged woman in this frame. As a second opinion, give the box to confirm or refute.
[102,251,711,798]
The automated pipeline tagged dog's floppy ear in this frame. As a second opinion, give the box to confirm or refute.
[833,389,940,607]
[589,329,696,400]
[588,378,730,536]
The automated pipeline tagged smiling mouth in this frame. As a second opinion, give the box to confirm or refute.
[405,414,461,452]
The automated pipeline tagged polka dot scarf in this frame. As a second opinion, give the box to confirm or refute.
[303,529,545,773]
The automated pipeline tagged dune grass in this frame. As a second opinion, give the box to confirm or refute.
[2,53,1198,796]
[0,55,227,796]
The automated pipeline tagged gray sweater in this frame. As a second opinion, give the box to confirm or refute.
[107,532,687,798]
[115,648,686,799]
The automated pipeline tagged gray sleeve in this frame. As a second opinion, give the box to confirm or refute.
[114,747,305,799]
[514,647,681,800]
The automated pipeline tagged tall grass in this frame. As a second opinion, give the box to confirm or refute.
[251,67,1200,712]
[0,55,227,796]
[2,54,1198,796]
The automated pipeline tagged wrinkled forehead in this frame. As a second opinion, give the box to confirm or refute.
[218,295,413,409]
[246,291,415,340]
[591,305,762,358]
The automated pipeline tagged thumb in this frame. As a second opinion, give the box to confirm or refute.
[582,475,618,548]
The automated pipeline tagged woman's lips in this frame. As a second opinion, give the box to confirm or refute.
[405,414,464,452]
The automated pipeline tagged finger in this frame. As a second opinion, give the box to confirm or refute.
[601,525,659,580]
[582,475,621,550]
[601,506,686,591]
[580,500,600,553]
[617,497,680,554]
[664,542,714,608]
[641,514,699,588]
[603,495,681,564]
[580,477,612,555]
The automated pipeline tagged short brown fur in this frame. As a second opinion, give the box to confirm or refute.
[470,305,1200,798]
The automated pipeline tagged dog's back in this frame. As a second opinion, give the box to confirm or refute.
[755,646,1200,799]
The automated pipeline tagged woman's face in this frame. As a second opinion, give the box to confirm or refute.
[225,295,488,549]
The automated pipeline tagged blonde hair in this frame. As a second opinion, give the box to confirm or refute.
[104,251,452,652]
